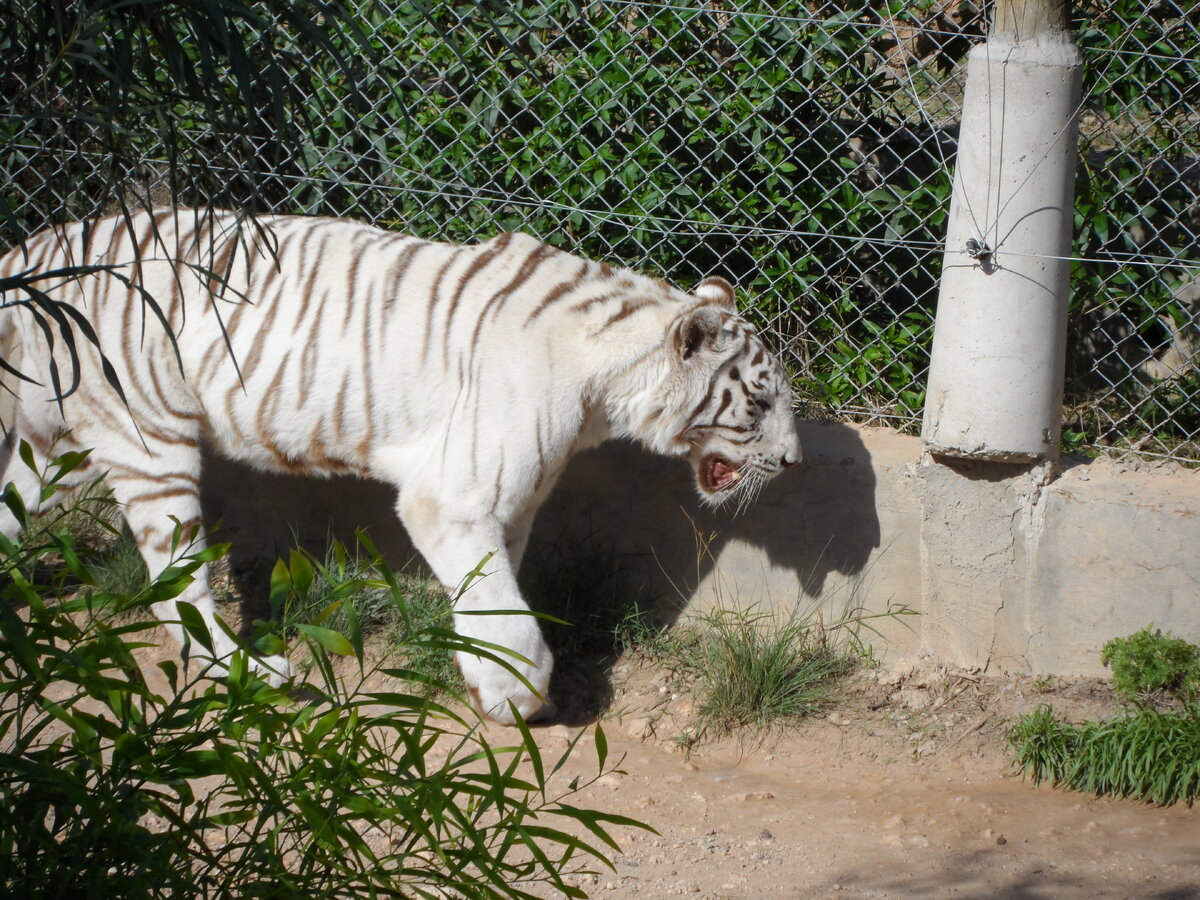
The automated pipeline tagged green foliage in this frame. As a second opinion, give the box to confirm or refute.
[304,1,957,421]
[1008,704,1200,808]
[1,0,397,410]
[685,604,850,736]
[1100,627,1200,704]
[1009,627,1200,807]
[271,537,461,690]
[0,458,650,897]
[1,0,389,234]
[1065,0,1200,456]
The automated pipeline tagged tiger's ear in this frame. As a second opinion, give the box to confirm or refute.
[678,305,728,360]
[693,276,736,311]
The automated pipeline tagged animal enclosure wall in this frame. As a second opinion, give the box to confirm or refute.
[192,419,1200,677]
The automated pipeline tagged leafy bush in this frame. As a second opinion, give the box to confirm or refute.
[1100,626,1200,704]
[0,452,650,897]
[1064,0,1200,456]
[1,0,391,237]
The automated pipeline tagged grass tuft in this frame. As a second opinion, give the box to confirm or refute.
[88,529,151,596]
[1009,704,1200,807]
[671,603,854,740]
[1010,626,1200,807]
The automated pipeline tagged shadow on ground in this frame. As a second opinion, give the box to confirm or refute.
[199,419,881,724]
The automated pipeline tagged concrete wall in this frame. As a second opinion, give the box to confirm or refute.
[202,419,1200,678]
[910,440,1200,675]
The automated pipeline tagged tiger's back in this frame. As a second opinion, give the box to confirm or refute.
[0,209,802,722]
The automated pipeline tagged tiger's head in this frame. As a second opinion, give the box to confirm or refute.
[665,277,801,511]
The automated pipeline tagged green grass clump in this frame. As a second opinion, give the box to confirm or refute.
[676,604,853,739]
[88,529,151,596]
[1009,705,1200,807]
[1100,626,1200,704]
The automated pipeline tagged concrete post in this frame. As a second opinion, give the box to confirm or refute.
[921,0,1082,463]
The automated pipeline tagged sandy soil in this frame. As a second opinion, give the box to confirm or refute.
[497,658,1200,900]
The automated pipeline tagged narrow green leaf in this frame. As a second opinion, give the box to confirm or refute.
[511,703,545,790]
[268,557,292,614]
[345,596,364,666]
[296,624,354,656]
[17,439,36,473]
[176,601,215,654]
[594,721,608,772]
[0,603,40,677]
[289,549,315,600]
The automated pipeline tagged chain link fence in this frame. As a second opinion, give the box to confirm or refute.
[2,0,1197,461]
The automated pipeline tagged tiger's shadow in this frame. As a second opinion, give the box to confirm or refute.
[202,420,880,726]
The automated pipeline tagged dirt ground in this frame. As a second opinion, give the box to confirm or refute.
[494,658,1200,900]
[37,611,1200,899]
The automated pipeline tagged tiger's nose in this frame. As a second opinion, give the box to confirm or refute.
[780,451,800,469]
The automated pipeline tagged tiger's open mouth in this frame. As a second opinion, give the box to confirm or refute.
[701,454,740,493]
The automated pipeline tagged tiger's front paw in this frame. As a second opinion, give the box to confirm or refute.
[199,649,293,688]
[251,653,293,688]
[456,641,555,725]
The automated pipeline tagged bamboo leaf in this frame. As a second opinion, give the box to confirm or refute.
[176,601,215,655]
[296,623,354,656]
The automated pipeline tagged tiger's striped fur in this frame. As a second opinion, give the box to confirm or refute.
[0,209,801,722]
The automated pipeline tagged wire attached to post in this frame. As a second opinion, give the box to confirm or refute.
[964,237,992,263]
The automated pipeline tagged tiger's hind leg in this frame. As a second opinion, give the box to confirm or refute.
[98,429,291,685]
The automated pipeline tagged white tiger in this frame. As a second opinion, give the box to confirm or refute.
[0,209,801,723]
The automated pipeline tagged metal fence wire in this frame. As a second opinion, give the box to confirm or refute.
[2,0,1198,462]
